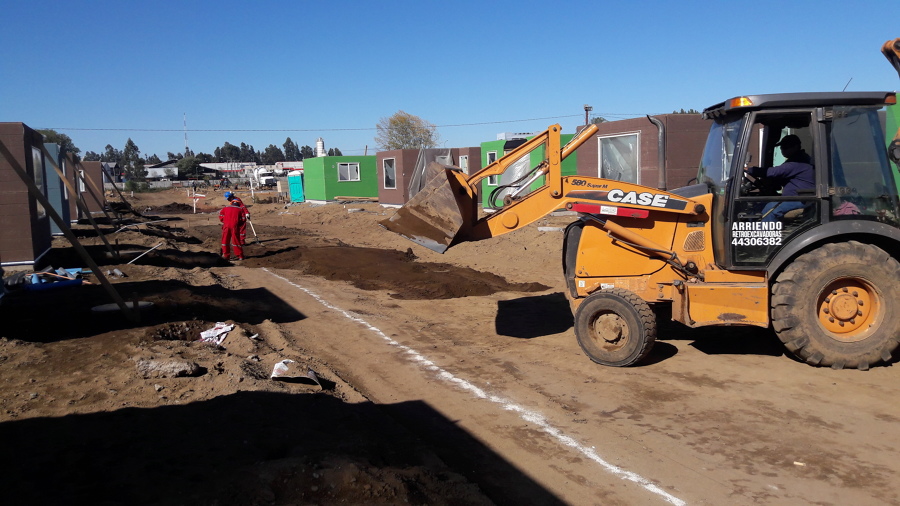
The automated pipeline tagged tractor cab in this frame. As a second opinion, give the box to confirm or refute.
[698,92,900,270]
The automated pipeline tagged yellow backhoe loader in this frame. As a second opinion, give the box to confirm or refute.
[382,38,900,370]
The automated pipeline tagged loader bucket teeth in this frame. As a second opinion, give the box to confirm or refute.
[380,167,474,254]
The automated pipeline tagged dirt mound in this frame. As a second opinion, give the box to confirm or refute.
[175,223,550,299]
[147,202,197,214]
[244,245,549,299]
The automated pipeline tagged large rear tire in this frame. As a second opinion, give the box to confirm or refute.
[574,288,656,367]
[771,241,900,370]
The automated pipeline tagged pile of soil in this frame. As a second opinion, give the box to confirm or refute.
[148,202,199,214]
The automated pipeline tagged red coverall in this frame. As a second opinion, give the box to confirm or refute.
[219,203,246,260]
[229,196,250,243]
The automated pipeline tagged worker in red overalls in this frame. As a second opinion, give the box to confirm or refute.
[224,191,250,245]
[219,199,246,261]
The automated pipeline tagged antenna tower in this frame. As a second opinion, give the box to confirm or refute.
[183,113,189,155]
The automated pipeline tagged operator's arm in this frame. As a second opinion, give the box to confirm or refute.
[746,165,768,178]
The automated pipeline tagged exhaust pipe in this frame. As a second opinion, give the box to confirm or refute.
[647,115,666,191]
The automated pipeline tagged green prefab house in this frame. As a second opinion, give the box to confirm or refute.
[300,156,378,202]
[480,134,576,209]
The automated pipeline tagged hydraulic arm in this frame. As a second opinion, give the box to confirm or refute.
[381,123,704,254]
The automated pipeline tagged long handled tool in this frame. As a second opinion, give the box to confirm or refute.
[247,218,260,244]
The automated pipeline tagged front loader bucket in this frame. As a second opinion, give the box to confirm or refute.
[380,166,476,253]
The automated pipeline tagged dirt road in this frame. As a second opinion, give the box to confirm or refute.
[2,188,899,505]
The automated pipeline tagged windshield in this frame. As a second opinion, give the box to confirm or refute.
[697,115,744,193]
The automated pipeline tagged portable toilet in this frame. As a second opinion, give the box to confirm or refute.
[288,172,304,203]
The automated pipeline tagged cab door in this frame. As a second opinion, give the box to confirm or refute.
[727,109,823,267]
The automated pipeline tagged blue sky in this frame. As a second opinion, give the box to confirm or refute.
[2,1,898,160]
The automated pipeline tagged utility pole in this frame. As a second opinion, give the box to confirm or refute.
[183,113,189,156]
[584,104,593,126]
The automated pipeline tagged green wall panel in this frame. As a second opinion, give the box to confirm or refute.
[301,156,377,201]
[302,157,327,201]
[479,134,576,207]
[887,103,900,193]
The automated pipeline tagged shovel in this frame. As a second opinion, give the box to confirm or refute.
[246,218,260,244]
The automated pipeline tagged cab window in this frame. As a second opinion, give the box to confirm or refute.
[828,106,899,225]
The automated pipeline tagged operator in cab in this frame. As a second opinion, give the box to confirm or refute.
[745,134,815,221]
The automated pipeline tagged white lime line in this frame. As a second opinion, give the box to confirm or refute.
[262,268,686,506]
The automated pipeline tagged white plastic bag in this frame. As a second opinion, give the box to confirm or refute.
[199,322,235,346]
[270,359,295,379]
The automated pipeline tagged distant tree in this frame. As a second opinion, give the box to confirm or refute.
[195,152,214,163]
[217,142,241,162]
[327,148,334,156]
[299,145,314,159]
[375,110,440,150]
[176,156,201,178]
[589,116,608,124]
[240,143,254,162]
[262,144,285,164]
[283,137,301,161]
[83,151,101,161]
[102,144,122,163]
[145,154,162,164]
[332,147,343,156]
[122,138,147,181]
[37,129,81,159]
[673,108,700,114]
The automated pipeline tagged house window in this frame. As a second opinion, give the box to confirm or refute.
[459,155,468,174]
[599,133,640,184]
[486,151,498,186]
[78,169,85,192]
[338,162,360,182]
[383,158,396,189]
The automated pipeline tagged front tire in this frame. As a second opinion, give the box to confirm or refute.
[574,288,656,367]
[771,241,900,370]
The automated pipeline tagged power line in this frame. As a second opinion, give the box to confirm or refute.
[49,113,657,133]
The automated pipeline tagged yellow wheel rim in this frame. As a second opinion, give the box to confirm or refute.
[817,277,881,342]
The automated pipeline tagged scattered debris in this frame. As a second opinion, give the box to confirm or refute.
[270,359,295,379]
[306,368,322,388]
[114,219,169,233]
[105,268,127,279]
[199,322,235,347]
[126,242,164,265]
[22,266,88,291]
[269,360,330,389]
